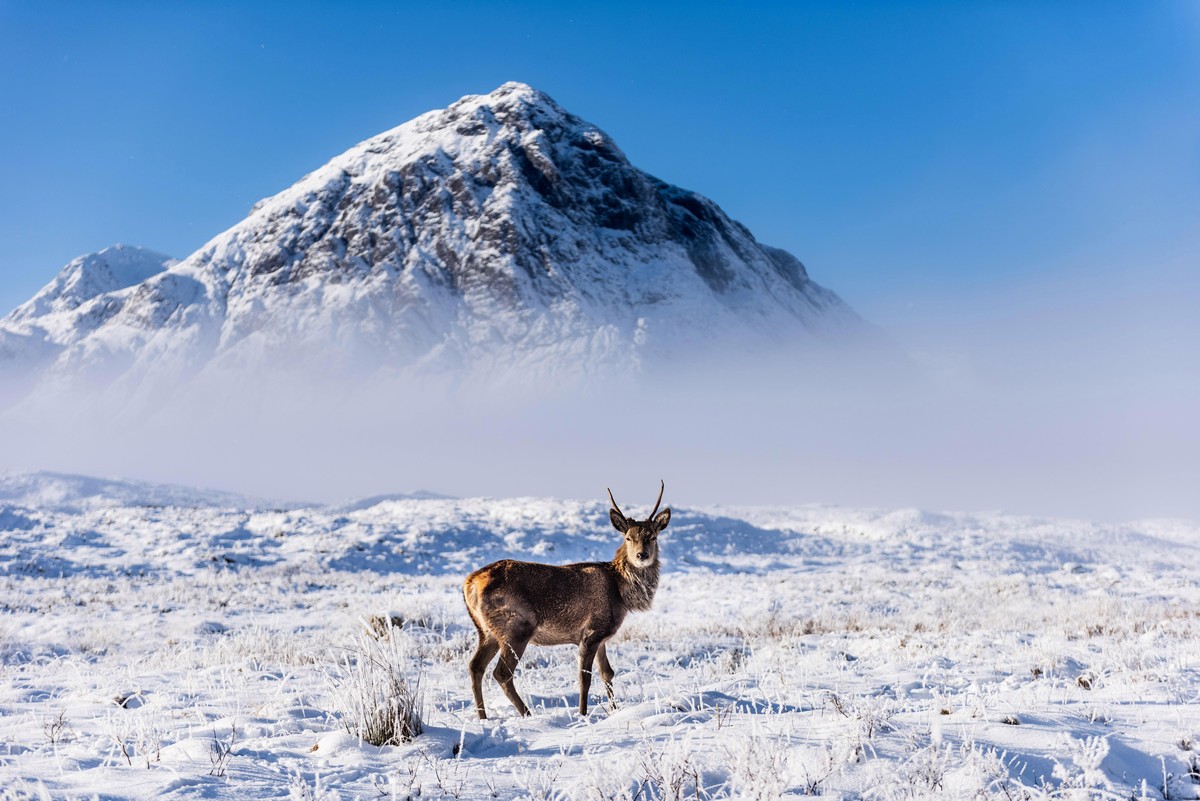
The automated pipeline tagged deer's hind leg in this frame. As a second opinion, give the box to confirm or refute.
[493,625,534,717]
[596,642,617,707]
[469,633,500,719]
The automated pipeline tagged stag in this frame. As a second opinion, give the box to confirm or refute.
[462,481,670,718]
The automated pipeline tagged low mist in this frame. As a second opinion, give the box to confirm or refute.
[2,279,1196,524]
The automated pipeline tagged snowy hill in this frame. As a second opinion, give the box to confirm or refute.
[0,470,291,513]
[2,478,1198,799]
[0,83,880,406]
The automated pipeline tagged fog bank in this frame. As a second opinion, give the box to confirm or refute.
[2,290,1196,523]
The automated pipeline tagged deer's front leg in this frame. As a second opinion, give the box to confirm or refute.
[578,636,604,715]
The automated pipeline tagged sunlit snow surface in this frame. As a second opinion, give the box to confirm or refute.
[1,473,1198,800]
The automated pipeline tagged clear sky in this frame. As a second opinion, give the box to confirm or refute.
[2,1,1198,517]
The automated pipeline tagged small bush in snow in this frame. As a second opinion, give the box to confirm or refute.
[289,771,341,801]
[366,614,405,639]
[42,710,70,747]
[636,740,710,801]
[209,724,237,777]
[328,631,423,746]
[725,730,792,801]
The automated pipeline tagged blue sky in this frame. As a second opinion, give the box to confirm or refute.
[3,2,1196,326]
[2,1,1198,516]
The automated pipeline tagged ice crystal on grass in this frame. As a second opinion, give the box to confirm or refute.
[328,631,424,746]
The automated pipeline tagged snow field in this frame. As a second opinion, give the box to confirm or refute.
[1,486,1199,799]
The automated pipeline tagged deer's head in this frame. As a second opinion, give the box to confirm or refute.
[608,481,670,569]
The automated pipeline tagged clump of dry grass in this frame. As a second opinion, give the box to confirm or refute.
[328,631,423,746]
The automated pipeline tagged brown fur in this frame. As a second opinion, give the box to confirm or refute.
[463,488,670,718]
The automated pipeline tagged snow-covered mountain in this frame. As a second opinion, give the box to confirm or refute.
[0,470,293,513]
[1,82,880,404]
[6,244,174,325]
[0,245,174,398]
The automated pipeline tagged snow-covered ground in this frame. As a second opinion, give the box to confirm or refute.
[2,472,1198,800]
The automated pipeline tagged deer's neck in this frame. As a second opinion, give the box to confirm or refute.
[613,547,660,612]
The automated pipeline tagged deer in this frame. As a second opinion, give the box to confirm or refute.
[462,481,670,718]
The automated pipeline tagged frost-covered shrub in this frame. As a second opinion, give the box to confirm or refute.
[289,771,341,801]
[636,738,712,800]
[724,729,793,801]
[327,631,423,746]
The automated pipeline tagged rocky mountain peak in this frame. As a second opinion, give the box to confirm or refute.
[6,244,174,325]
[1,83,882,405]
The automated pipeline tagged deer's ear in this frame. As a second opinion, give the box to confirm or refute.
[610,508,630,533]
[653,508,671,531]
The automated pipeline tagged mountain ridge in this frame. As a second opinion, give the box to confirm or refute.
[1,82,883,405]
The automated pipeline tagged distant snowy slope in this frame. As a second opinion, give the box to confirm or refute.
[0,470,291,513]
[2,479,1194,578]
[328,490,456,514]
[0,83,885,406]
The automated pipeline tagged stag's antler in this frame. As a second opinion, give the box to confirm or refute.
[607,487,625,520]
[648,479,665,520]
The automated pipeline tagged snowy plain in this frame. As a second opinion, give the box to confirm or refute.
[1,471,1198,800]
